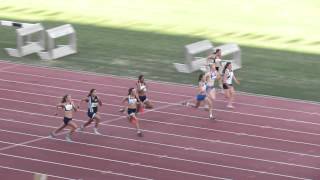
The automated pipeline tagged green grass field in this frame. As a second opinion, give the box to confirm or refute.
[0,0,320,101]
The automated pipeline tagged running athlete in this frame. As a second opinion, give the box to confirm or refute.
[50,94,78,142]
[122,88,143,137]
[213,49,223,72]
[79,89,103,135]
[207,49,223,91]
[183,73,215,119]
[205,63,220,102]
[222,62,240,109]
[136,75,153,112]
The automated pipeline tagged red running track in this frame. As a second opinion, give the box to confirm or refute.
[0,60,319,180]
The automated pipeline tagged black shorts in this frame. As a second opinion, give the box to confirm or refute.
[139,95,147,103]
[223,83,233,89]
[87,110,96,119]
[127,108,137,116]
[63,117,72,125]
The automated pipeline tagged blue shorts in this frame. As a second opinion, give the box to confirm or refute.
[139,95,147,103]
[63,117,72,125]
[127,108,137,116]
[196,94,206,101]
[87,110,96,119]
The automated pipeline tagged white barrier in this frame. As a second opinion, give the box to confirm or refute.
[217,43,241,70]
[0,20,33,28]
[2,22,45,57]
[38,24,77,60]
[173,40,241,73]
[174,40,214,73]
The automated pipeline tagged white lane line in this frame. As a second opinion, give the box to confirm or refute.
[102,98,189,124]
[0,107,320,158]
[1,110,320,160]
[0,80,319,127]
[0,124,319,171]
[0,140,230,180]
[0,70,319,116]
[0,132,312,180]
[157,107,320,126]
[0,94,184,153]
[1,59,319,106]
[1,97,320,148]
[0,136,49,151]
[0,165,74,180]
[0,153,153,180]
[0,88,319,137]
[237,91,320,106]
[0,70,190,98]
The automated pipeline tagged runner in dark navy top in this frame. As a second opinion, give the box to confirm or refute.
[50,94,78,142]
[79,89,103,135]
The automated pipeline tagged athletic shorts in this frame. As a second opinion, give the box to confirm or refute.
[139,95,147,103]
[196,94,206,101]
[63,117,72,125]
[223,83,233,90]
[127,108,137,116]
[87,110,96,119]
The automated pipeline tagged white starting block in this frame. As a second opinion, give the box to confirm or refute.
[174,40,214,73]
[174,40,241,73]
[38,24,77,60]
[2,21,45,57]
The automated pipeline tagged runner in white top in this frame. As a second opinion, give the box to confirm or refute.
[50,94,78,142]
[136,75,153,112]
[207,49,223,91]
[222,62,240,109]
[205,63,220,102]
[121,88,143,137]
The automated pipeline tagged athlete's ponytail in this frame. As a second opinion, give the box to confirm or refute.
[88,89,96,97]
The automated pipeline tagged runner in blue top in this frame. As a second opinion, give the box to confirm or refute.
[183,73,215,119]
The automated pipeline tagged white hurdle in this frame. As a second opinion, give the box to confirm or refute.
[217,43,241,70]
[1,21,45,57]
[0,20,34,28]
[1,20,77,60]
[38,24,77,60]
[174,40,214,73]
[173,40,241,73]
